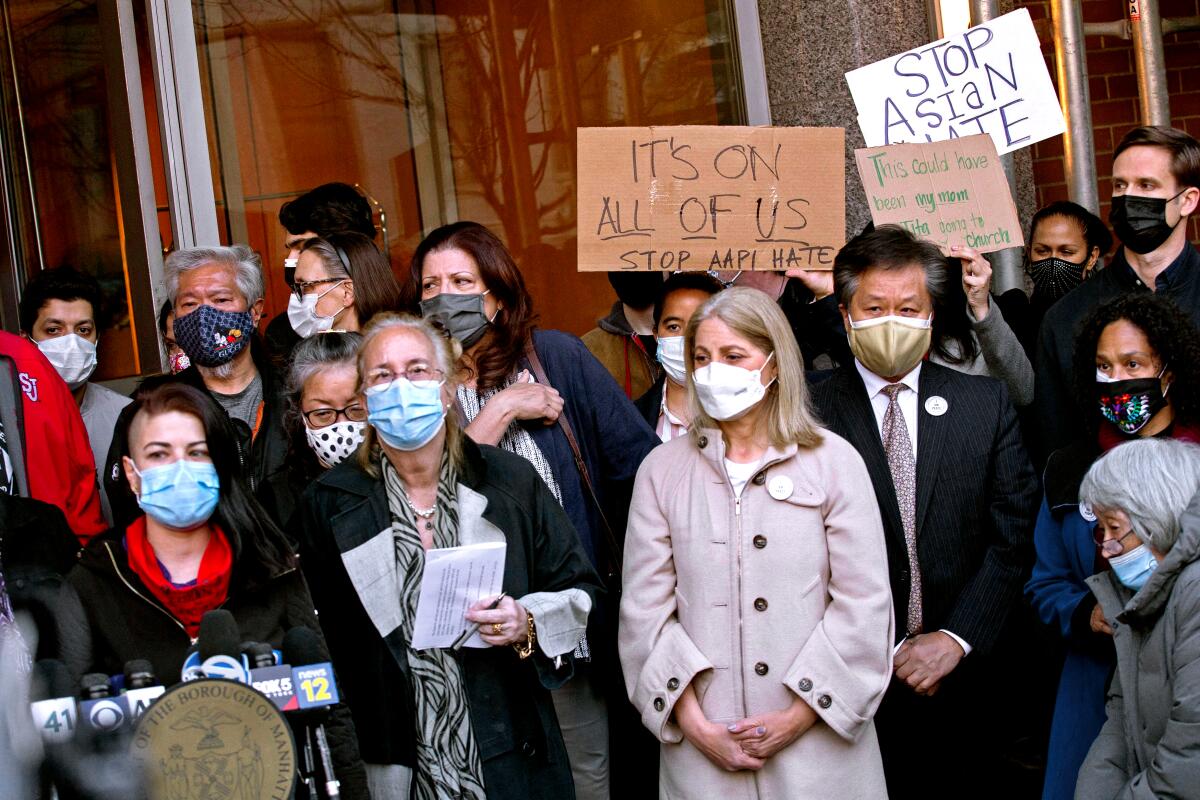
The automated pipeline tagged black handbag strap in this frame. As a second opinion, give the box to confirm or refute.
[523,338,622,578]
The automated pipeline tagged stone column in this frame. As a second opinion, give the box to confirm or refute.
[755,0,1036,288]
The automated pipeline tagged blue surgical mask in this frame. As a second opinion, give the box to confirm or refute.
[1109,543,1159,591]
[133,459,221,530]
[365,377,446,451]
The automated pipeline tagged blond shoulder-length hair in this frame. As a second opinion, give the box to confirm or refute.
[685,286,823,449]
[354,312,465,477]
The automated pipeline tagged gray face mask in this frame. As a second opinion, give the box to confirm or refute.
[419,291,495,348]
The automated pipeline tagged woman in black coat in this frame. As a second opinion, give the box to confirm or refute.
[63,382,367,797]
[293,312,602,800]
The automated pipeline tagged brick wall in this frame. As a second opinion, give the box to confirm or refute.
[1019,0,1200,242]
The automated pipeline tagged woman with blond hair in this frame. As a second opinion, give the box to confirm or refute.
[291,312,601,800]
[619,286,895,798]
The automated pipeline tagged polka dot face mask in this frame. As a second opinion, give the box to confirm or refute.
[305,420,367,467]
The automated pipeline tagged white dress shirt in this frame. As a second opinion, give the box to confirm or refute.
[852,359,972,657]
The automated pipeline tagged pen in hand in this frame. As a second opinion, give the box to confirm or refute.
[451,591,508,651]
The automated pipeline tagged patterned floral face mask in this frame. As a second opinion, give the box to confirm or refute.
[1096,367,1169,434]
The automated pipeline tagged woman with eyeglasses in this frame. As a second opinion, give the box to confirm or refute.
[287,332,367,473]
[288,231,403,337]
[291,313,601,800]
[1073,438,1200,799]
[408,221,658,800]
[1026,293,1200,800]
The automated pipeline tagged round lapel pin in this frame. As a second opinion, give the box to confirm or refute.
[1079,501,1097,522]
[924,395,949,417]
[768,475,793,500]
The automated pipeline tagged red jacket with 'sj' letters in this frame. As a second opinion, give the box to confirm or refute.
[0,331,105,541]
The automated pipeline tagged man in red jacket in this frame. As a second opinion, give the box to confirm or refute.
[0,331,105,540]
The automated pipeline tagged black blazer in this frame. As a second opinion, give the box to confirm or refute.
[633,376,665,432]
[809,361,1038,655]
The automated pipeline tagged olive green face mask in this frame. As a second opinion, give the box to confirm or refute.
[847,314,932,378]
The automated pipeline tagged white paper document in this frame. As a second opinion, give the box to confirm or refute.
[412,541,506,650]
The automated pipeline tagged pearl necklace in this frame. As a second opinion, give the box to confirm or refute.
[399,486,436,519]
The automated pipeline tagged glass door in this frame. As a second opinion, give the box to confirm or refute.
[0,0,169,377]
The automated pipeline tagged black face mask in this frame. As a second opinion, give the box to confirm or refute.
[1030,256,1087,302]
[419,292,495,348]
[1110,190,1188,255]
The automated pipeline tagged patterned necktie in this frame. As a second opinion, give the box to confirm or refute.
[881,384,923,636]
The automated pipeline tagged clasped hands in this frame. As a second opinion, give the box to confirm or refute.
[678,687,817,772]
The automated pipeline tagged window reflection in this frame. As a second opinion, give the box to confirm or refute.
[195,0,740,334]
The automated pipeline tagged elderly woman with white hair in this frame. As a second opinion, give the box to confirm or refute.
[292,312,602,800]
[1075,437,1200,799]
[619,287,895,799]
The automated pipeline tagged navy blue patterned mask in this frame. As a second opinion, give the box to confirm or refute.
[173,305,255,368]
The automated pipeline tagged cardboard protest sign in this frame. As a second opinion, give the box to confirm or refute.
[845,8,1064,155]
[576,126,845,271]
[854,134,1023,254]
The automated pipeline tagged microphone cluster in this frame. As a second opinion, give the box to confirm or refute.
[28,609,344,800]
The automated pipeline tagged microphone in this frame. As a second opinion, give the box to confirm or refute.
[121,660,164,721]
[196,609,249,683]
[243,641,277,668]
[29,659,78,743]
[78,673,128,734]
[283,627,341,799]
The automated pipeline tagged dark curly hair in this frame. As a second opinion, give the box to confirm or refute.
[1072,293,1200,431]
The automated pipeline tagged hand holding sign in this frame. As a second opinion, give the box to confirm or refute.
[955,245,994,320]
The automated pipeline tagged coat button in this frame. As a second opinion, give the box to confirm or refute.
[754,597,768,611]
[667,677,680,691]
[521,740,537,757]
[754,662,769,676]
[752,472,766,486]
[798,678,813,692]
[698,435,708,449]
[900,568,910,583]
[653,697,665,711]
[818,694,832,709]
[753,535,767,549]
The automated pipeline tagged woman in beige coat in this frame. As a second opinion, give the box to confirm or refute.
[619,287,894,799]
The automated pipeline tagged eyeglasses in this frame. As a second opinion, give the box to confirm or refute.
[303,403,368,429]
[1093,526,1142,557]
[366,363,446,386]
[292,277,344,302]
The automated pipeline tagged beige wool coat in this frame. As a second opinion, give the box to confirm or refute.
[619,427,894,800]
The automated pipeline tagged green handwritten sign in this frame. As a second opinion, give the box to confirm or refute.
[854,134,1023,254]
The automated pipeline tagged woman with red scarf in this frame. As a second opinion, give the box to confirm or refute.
[62,382,368,796]
[1026,292,1200,800]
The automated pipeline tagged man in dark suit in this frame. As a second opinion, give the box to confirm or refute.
[809,225,1038,796]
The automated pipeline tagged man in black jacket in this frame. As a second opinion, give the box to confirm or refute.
[1035,126,1200,464]
[809,226,1038,796]
[104,246,293,527]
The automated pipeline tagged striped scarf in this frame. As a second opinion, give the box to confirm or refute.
[383,454,487,800]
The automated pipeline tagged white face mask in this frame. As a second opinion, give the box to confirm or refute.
[37,333,98,389]
[304,419,366,467]
[288,281,346,338]
[656,335,687,385]
[693,352,775,421]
